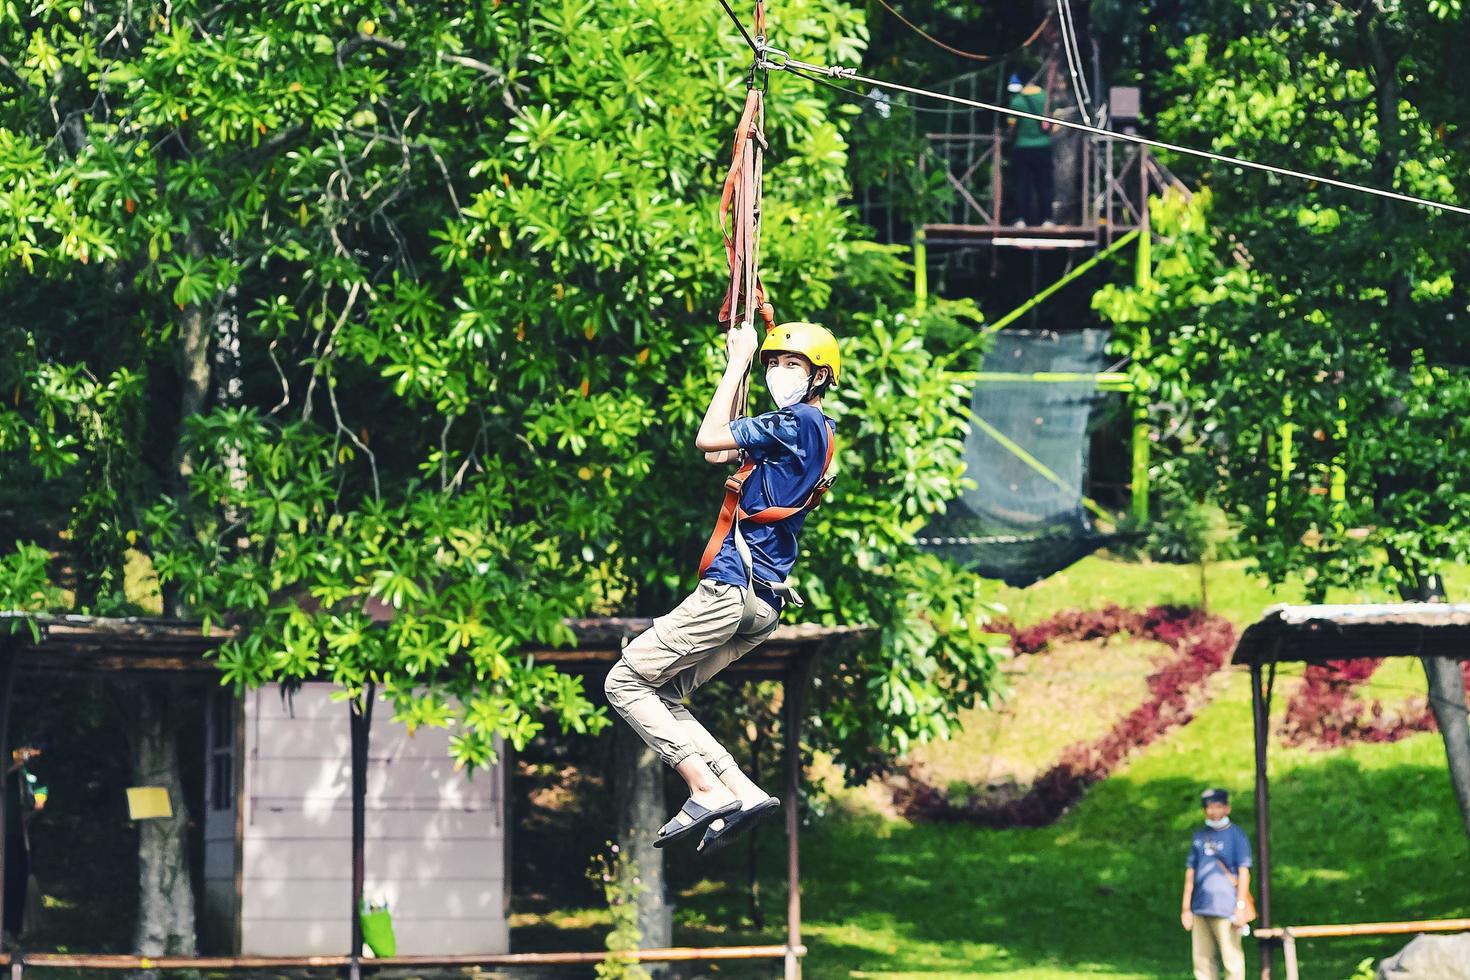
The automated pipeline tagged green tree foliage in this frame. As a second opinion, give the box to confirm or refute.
[1094,0,1470,594]
[0,0,1004,771]
[1092,0,1470,839]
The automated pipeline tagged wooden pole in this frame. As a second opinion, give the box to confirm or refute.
[347,683,374,980]
[1251,662,1274,980]
[783,652,815,980]
[1281,933,1298,980]
[913,230,928,314]
[0,639,18,946]
[1256,918,1470,940]
[1129,203,1152,526]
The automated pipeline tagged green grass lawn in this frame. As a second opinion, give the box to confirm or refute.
[788,670,1470,980]
[514,554,1470,979]
[675,556,1470,979]
[989,552,1470,630]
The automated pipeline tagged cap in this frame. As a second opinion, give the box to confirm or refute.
[1008,74,1024,93]
[1200,788,1230,806]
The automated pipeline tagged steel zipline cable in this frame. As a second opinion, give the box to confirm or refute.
[765,52,1470,218]
[787,64,969,116]
[715,0,758,52]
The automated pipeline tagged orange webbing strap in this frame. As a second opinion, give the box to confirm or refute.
[718,90,776,333]
[697,459,757,576]
[696,427,837,576]
[740,426,837,524]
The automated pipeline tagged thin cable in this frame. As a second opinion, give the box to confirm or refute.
[1060,0,1095,118]
[1056,0,1097,124]
[873,0,1050,63]
[1292,670,1470,718]
[765,57,1470,217]
[715,0,758,53]
[786,64,969,115]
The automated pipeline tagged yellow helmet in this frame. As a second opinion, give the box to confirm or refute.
[759,321,841,385]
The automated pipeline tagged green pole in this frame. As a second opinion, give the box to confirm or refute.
[1130,217,1152,526]
[1268,395,1295,527]
[913,230,928,314]
[1330,394,1347,523]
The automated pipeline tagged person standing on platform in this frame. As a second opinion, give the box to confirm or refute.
[1006,73,1056,228]
[1181,787,1253,980]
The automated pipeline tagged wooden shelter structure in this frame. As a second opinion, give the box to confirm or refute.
[1231,603,1470,980]
[0,613,866,978]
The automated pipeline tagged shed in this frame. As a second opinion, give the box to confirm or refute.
[1231,603,1470,980]
[0,613,865,978]
[203,683,511,957]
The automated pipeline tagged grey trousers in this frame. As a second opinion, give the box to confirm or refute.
[605,579,779,773]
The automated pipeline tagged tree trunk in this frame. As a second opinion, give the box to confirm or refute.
[612,722,670,973]
[1394,570,1470,847]
[1422,656,1470,845]
[119,681,197,961]
[122,230,213,970]
[170,236,212,505]
[1366,16,1470,847]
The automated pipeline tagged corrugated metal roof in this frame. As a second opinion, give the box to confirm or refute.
[1232,603,1470,665]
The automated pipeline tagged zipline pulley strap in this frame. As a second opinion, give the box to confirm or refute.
[697,425,837,577]
[716,3,776,453]
[719,2,775,340]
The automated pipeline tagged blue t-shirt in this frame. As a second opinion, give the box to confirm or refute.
[1187,822,1252,918]
[703,403,835,606]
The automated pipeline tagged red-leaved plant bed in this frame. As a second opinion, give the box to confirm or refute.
[1279,658,1470,748]
[892,605,1236,828]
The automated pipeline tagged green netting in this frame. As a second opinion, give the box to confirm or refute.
[920,329,1112,586]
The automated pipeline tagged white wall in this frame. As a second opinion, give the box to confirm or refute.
[238,685,509,955]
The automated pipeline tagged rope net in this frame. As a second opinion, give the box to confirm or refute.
[919,329,1112,586]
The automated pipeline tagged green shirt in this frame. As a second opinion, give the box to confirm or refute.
[1009,89,1051,149]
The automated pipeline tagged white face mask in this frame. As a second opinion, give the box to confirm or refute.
[766,365,811,410]
[1205,817,1230,830]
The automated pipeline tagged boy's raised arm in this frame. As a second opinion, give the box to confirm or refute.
[695,324,758,455]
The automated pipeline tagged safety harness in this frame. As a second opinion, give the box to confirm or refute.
[697,424,836,626]
[701,2,837,624]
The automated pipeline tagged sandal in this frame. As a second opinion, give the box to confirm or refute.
[698,796,781,855]
[653,798,743,849]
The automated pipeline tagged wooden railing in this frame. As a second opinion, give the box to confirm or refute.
[0,944,806,974]
[1254,919,1470,980]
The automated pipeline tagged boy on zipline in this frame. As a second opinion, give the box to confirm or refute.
[605,319,839,854]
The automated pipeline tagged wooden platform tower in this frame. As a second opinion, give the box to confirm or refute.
[860,56,1189,527]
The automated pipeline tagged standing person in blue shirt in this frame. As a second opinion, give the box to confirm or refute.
[1182,788,1253,980]
[605,320,839,855]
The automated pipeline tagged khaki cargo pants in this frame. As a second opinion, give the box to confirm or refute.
[605,579,780,773]
[1191,915,1245,980]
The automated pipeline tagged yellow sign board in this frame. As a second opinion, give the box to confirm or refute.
[126,786,173,821]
